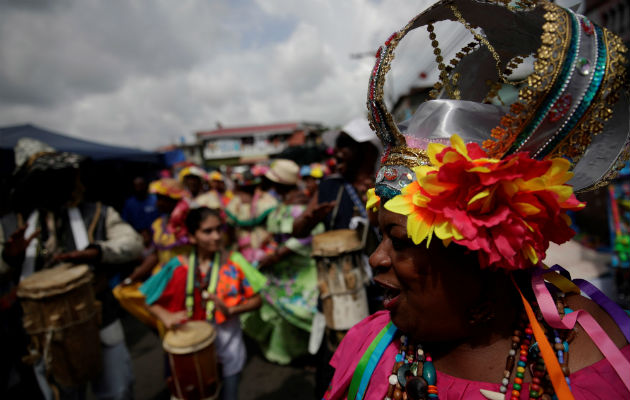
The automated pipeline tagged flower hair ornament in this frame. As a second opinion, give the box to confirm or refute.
[362,0,630,398]
[370,134,585,271]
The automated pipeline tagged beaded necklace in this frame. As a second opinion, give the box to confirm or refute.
[382,300,571,400]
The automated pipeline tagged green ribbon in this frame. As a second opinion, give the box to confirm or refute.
[186,251,221,320]
[348,321,397,400]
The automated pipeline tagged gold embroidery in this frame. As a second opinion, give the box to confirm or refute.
[382,146,431,168]
[483,2,571,158]
[553,27,629,191]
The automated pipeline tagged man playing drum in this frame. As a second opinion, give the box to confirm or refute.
[0,138,144,400]
[292,118,382,398]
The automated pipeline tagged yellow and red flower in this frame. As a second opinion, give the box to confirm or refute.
[381,135,585,270]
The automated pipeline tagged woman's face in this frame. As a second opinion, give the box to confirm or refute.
[156,194,178,214]
[183,175,202,196]
[370,208,484,342]
[190,214,222,255]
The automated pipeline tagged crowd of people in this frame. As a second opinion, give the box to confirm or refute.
[0,116,383,400]
[2,0,630,399]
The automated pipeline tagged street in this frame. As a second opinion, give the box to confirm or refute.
[120,312,317,400]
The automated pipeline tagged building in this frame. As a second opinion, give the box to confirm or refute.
[196,122,324,166]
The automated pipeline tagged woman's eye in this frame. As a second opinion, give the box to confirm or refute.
[390,236,411,251]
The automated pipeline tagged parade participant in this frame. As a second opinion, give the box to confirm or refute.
[241,159,324,364]
[325,1,629,399]
[132,178,192,279]
[114,178,192,331]
[293,119,381,397]
[140,207,265,400]
[178,165,208,198]
[300,163,326,198]
[225,170,278,265]
[0,138,143,400]
[121,176,160,247]
[293,118,380,237]
[208,171,233,208]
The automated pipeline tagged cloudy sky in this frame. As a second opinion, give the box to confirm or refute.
[0,0,439,150]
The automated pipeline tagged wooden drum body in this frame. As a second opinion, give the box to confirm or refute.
[163,321,219,400]
[17,264,102,386]
[313,229,370,331]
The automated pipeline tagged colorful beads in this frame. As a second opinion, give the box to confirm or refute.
[387,341,438,400]
[423,357,436,385]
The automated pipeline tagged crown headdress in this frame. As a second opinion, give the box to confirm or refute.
[369,0,628,199]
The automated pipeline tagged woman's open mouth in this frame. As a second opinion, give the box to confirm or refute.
[375,279,401,310]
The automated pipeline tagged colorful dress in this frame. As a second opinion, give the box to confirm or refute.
[325,310,630,400]
[241,203,323,364]
[113,208,192,331]
[140,251,266,377]
[225,190,278,265]
[152,203,193,267]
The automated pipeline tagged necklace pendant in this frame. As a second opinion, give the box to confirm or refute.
[405,376,428,400]
[410,362,419,377]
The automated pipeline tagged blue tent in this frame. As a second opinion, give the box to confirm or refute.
[0,124,165,213]
[0,124,163,164]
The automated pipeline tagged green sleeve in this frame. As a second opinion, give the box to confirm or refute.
[229,251,267,293]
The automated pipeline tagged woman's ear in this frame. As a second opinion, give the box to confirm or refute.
[187,233,197,245]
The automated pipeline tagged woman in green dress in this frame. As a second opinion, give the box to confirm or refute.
[241,159,324,364]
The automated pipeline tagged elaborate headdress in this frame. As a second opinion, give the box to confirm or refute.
[364,2,630,396]
[367,0,628,271]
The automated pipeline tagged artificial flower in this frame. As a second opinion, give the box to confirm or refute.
[366,188,381,212]
[383,134,585,270]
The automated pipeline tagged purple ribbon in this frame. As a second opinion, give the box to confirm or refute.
[546,264,630,343]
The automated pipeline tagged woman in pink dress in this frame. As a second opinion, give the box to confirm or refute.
[324,1,629,399]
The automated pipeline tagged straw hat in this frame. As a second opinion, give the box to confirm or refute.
[265,159,299,185]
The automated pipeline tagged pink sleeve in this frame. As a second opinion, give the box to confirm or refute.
[569,345,630,399]
[327,311,396,400]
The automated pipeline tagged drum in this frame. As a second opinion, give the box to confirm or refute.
[17,263,102,386]
[312,229,370,331]
[163,321,220,400]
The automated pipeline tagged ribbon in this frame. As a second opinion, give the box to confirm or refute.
[513,276,575,400]
[532,266,630,393]
[348,321,397,400]
[543,264,630,343]
[185,251,221,320]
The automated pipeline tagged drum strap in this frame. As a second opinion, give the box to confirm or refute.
[185,252,221,320]
[21,211,40,280]
[343,183,367,219]
[68,207,89,250]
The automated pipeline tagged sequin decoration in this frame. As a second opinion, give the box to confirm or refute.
[548,94,572,122]
[577,58,591,76]
[580,17,594,35]
[383,167,398,181]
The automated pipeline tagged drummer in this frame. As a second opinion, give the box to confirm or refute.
[292,119,382,397]
[140,206,265,400]
[0,138,143,400]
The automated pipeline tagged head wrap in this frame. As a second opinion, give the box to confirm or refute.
[208,171,224,182]
[149,178,188,200]
[177,165,208,182]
